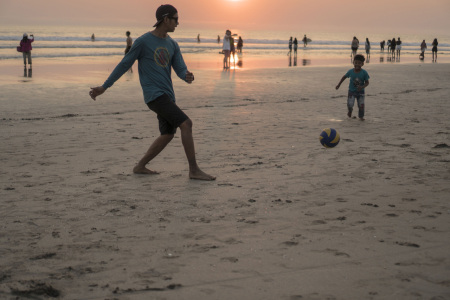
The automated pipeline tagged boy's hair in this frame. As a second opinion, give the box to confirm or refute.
[354,54,365,62]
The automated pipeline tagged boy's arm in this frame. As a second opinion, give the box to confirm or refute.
[336,75,347,90]
[357,79,369,92]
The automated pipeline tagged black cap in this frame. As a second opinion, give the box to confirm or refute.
[153,4,178,27]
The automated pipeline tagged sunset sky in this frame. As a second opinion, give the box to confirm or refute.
[1,0,449,34]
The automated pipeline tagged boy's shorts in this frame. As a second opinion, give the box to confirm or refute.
[146,94,189,135]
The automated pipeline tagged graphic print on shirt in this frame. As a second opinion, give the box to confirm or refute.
[154,47,170,68]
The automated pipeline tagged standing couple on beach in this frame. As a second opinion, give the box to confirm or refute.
[90,4,215,181]
[222,30,242,69]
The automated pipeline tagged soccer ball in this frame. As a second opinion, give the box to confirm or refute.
[319,128,340,148]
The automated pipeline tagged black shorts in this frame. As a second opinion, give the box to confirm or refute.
[146,94,189,135]
[125,46,131,54]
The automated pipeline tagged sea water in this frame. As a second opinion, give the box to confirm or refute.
[1,25,449,66]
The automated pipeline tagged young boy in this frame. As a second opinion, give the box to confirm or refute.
[335,54,370,120]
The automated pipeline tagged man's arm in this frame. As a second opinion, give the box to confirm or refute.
[89,39,141,100]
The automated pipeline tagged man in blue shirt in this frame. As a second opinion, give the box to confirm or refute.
[90,4,215,180]
[335,54,370,120]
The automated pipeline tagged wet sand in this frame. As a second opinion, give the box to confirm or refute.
[0,61,449,299]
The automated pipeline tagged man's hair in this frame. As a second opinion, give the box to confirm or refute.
[354,54,365,62]
[126,31,130,36]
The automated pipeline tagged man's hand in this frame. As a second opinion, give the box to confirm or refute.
[185,71,194,84]
[89,86,105,100]
[335,84,340,90]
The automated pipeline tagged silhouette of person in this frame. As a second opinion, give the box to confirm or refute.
[432,38,438,61]
[293,37,298,56]
[237,36,243,53]
[20,33,34,70]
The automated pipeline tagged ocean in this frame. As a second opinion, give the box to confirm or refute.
[1,25,449,67]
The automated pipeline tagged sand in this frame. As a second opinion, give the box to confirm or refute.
[0,60,449,299]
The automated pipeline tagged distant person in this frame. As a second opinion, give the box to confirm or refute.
[365,38,371,59]
[197,34,200,43]
[432,38,438,61]
[125,31,133,72]
[89,4,215,181]
[396,37,402,58]
[335,54,370,121]
[288,37,293,55]
[91,33,95,41]
[387,39,391,52]
[230,33,236,63]
[420,40,427,59]
[125,31,133,54]
[390,37,396,59]
[351,36,359,59]
[302,34,308,47]
[20,33,34,70]
[293,37,298,55]
[380,40,385,52]
[237,36,243,53]
[222,30,232,69]
[217,35,220,43]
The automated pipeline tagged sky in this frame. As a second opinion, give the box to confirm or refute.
[1,0,450,34]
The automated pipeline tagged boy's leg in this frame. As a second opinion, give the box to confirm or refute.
[179,119,216,181]
[347,92,355,118]
[357,94,365,120]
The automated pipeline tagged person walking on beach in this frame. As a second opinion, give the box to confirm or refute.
[365,38,371,60]
[91,33,95,41]
[420,40,427,59]
[237,36,243,53]
[293,37,298,56]
[20,33,34,70]
[89,4,215,181]
[390,37,396,59]
[396,37,402,59]
[380,40,385,52]
[351,36,359,60]
[288,37,293,55]
[125,31,133,54]
[302,34,308,47]
[432,38,438,62]
[124,31,133,72]
[335,54,370,121]
[222,30,232,69]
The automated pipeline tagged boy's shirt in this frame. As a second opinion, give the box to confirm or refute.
[345,68,370,93]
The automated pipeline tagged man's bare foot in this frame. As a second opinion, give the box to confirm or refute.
[347,111,352,118]
[359,117,365,121]
[133,165,159,175]
[189,169,216,181]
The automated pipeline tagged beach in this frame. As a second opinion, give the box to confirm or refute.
[1,56,450,299]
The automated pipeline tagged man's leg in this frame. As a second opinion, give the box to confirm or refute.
[133,134,174,174]
[179,119,216,181]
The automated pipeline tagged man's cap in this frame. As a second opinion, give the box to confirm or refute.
[23,33,28,37]
[153,4,178,27]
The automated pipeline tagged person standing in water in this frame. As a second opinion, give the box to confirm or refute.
[20,33,34,70]
[432,38,438,62]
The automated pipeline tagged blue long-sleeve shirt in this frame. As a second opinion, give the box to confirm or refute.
[102,32,188,103]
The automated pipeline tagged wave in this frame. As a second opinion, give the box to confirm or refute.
[2,35,449,48]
